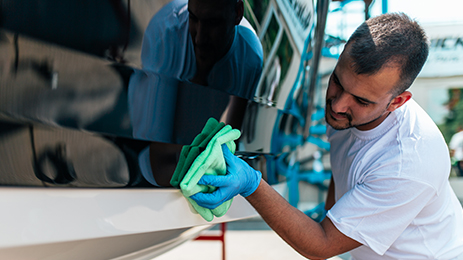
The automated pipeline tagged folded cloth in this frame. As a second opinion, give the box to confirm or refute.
[170,118,225,188]
[180,122,241,222]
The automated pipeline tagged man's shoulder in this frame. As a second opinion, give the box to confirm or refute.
[394,99,436,134]
[235,25,263,63]
[148,0,189,31]
[141,0,192,78]
[236,26,262,46]
[394,100,451,182]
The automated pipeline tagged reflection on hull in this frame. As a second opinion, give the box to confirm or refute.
[0,0,329,258]
[0,226,207,260]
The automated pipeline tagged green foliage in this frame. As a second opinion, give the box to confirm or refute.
[438,89,463,143]
[276,32,294,85]
[245,0,270,24]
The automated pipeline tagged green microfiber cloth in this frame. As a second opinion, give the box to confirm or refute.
[170,118,225,188]
[180,123,241,222]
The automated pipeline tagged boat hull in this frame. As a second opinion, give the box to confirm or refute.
[0,187,260,259]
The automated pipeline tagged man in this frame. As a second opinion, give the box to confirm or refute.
[450,127,463,176]
[141,0,262,97]
[191,13,463,259]
[135,0,263,187]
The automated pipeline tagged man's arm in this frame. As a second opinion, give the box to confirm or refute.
[191,146,361,259]
[246,179,361,259]
[325,176,336,211]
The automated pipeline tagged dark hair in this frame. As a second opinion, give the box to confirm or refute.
[346,13,429,96]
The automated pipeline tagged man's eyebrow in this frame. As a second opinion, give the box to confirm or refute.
[332,72,377,105]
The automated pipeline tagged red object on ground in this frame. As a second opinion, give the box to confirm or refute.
[194,222,227,260]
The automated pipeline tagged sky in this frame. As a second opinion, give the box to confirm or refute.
[370,0,463,25]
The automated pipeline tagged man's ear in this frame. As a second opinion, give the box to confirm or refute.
[387,91,412,112]
[235,0,244,25]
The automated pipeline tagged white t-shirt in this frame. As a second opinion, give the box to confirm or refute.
[141,0,263,99]
[326,99,463,259]
[450,131,463,161]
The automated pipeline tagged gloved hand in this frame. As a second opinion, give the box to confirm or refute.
[190,144,262,209]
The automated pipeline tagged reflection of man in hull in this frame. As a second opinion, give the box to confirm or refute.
[137,0,263,187]
[141,0,263,98]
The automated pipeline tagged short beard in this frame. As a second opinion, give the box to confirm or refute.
[325,99,354,130]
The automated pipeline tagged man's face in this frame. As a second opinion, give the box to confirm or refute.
[325,46,402,131]
[188,0,238,68]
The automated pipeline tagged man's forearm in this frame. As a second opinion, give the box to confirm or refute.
[245,179,360,259]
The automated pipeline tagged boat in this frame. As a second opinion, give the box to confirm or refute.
[0,0,330,258]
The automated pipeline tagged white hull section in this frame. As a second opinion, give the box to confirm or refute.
[0,187,259,259]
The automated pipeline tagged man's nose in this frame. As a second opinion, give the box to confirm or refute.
[330,92,350,114]
[194,23,208,45]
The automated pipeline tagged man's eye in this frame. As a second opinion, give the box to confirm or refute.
[330,76,340,88]
[357,99,369,106]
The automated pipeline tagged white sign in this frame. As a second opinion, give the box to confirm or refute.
[419,24,463,78]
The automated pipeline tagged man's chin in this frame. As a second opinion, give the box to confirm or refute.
[325,114,351,130]
[329,124,352,130]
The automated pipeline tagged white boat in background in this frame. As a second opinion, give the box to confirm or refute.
[0,0,329,258]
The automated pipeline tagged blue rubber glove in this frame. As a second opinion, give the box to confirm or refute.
[190,144,262,209]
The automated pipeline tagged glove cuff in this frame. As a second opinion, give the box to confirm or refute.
[241,169,262,197]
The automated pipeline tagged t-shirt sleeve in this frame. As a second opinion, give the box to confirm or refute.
[235,26,263,99]
[326,175,436,255]
[141,0,191,80]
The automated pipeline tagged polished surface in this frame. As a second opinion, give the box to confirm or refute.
[0,0,319,188]
[0,0,327,258]
[0,186,259,259]
[0,187,258,248]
